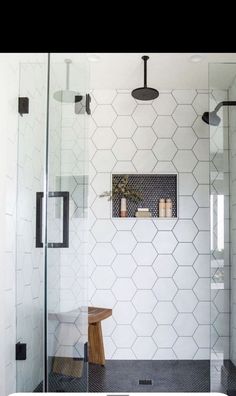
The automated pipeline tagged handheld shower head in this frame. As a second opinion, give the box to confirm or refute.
[202,111,221,126]
[202,101,236,126]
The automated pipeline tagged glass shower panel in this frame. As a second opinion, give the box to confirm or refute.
[209,63,236,393]
[16,61,48,392]
[228,66,236,394]
[46,55,89,392]
[228,72,236,394]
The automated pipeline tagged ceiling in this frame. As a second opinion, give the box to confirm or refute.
[89,53,236,90]
[2,53,236,91]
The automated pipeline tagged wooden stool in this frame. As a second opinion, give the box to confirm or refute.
[88,306,112,366]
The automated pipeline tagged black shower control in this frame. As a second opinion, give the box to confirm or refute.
[16,342,27,360]
[75,95,83,103]
[74,94,91,115]
[18,97,29,116]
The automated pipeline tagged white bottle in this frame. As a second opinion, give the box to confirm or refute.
[159,198,165,217]
[165,198,172,218]
[120,197,127,217]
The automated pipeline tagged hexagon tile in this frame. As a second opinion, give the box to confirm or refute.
[132,105,156,126]
[152,93,177,115]
[153,302,177,325]
[153,139,177,161]
[153,255,177,277]
[132,150,157,172]
[132,219,157,242]
[113,116,137,138]
[112,139,136,161]
[153,325,177,348]
[133,127,156,149]
[132,290,157,313]
[92,127,116,149]
[173,127,197,149]
[132,243,157,266]
[153,231,177,254]
[153,116,177,138]
[172,104,197,126]
[92,104,117,126]
[113,93,137,115]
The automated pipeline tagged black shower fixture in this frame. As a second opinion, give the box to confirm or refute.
[202,101,236,126]
[131,56,159,101]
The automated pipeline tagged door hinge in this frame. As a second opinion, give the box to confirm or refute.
[18,97,29,116]
[16,342,27,360]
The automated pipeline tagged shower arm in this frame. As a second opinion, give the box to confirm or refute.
[65,59,71,90]
[214,101,236,113]
[142,55,149,88]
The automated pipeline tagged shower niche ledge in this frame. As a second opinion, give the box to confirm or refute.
[111,173,178,219]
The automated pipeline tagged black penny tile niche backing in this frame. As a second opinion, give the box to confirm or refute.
[112,174,177,218]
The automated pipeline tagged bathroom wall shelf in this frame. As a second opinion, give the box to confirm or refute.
[112,174,178,219]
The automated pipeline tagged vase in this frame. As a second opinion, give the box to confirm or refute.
[120,197,127,217]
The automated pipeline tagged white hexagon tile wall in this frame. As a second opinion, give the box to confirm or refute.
[87,88,223,361]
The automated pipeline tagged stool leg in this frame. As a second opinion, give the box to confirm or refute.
[88,322,105,366]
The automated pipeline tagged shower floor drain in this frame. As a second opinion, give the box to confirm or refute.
[139,379,153,385]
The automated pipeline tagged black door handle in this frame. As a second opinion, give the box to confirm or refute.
[36,191,69,248]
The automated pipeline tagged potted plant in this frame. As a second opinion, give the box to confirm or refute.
[100,175,142,217]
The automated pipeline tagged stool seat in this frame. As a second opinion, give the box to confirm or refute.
[88,306,112,366]
[49,306,112,371]
[88,306,112,324]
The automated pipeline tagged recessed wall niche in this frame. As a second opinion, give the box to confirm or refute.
[112,174,177,218]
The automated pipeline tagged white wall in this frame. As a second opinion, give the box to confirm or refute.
[88,89,211,360]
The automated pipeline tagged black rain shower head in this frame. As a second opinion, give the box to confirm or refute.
[131,56,159,101]
[202,101,236,126]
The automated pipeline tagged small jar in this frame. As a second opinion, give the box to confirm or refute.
[159,198,166,217]
[165,198,172,218]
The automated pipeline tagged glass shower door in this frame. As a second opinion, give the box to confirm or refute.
[209,62,236,393]
[15,61,48,392]
[15,54,90,393]
[46,54,90,392]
